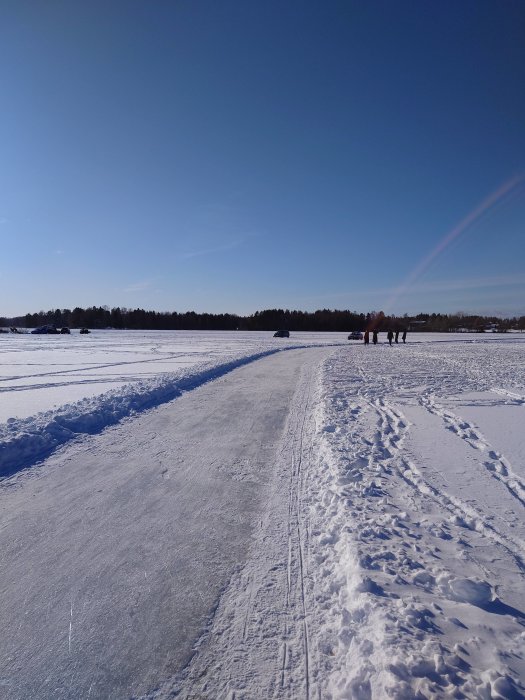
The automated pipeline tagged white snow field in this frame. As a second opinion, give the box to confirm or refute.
[0,330,524,699]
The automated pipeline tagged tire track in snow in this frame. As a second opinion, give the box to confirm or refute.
[367,390,525,569]
[491,386,525,405]
[375,397,525,569]
[352,347,525,555]
[420,393,525,511]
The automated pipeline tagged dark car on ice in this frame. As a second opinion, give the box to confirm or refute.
[31,324,59,334]
[273,330,290,338]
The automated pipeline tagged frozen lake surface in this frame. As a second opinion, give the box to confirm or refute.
[0,330,343,422]
[0,330,524,698]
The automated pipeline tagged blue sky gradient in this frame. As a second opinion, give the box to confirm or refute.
[1,0,524,317]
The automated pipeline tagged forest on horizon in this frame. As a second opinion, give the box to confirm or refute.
[2,306,525,333]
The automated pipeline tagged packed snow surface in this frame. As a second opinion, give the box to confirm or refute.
[0,330,524,699]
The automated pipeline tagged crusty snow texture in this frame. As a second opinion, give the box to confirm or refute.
[310,339,525,699]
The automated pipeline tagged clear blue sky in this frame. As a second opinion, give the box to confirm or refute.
[1,0,524,317]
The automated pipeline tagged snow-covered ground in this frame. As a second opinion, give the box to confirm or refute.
[311,336,525,698]
[0,331,524,698]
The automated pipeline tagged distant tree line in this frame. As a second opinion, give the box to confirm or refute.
[1,306,524,332]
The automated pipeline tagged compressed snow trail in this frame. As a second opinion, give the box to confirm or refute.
[0,346,333,700]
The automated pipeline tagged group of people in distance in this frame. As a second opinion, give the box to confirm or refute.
[363,329,407,345]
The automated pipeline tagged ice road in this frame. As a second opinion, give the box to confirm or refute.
[0,347,329,700]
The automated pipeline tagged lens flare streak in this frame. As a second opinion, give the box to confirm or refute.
[385,174,525,313]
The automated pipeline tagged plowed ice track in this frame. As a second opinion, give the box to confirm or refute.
[0,347,331,700]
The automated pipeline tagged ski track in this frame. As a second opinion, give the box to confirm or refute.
[490,386,525,406]
[143,351,324,700]
[419,393,525,513]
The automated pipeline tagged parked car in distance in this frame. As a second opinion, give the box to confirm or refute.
[31,324,59,334]
[60,327,70,334]
[273,330,290,338]
[348,331,364,340]
[79,328,91,334]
